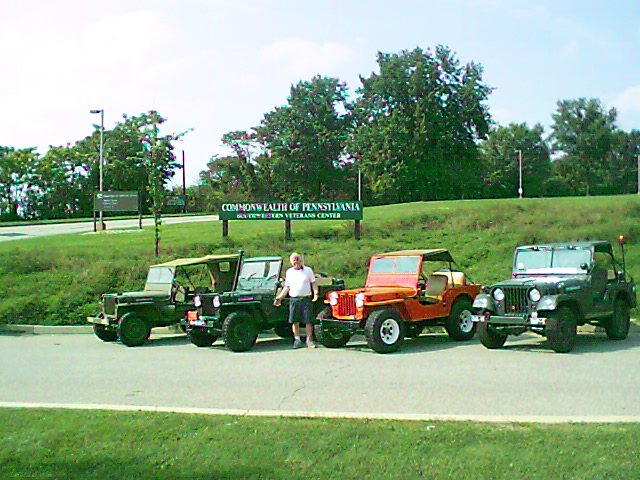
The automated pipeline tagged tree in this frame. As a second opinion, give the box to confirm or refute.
[479,123,551,198]
[256,75,351,201]
[550,98,618,196]
[349,46,492,204]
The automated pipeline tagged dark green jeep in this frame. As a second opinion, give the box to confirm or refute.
[184,255,345,352]
[87,253,240,346]
[472,237,636,353]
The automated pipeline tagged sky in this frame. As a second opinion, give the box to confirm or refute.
[1,0,639,187]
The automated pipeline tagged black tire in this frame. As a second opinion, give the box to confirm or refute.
[315,307,351,348]
[188,329,218,347]
[444,297,476,341]
[364,308,406,354]
[118,314,151,347]
[222,311,258,352]
[605,297,630,340]
[546,306,577,353]
[477,319,507,349]
[273,322,293,339]
[93,324,118,342]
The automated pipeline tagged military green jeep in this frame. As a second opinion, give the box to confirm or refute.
[472,237,636,353]
[87,253,241,346]
[184,255,345,352]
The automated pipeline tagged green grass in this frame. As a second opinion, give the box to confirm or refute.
[0,408,638,479]
[1,195,640,325]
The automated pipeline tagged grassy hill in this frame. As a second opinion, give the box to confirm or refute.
[2,195,639,325]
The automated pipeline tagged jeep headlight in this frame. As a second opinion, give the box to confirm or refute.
[329,292,339,306]
[194,295,202,307]
[529,288,541,302]
[355,292,365,308]
[493,288,505,302]
[213,296,221,308]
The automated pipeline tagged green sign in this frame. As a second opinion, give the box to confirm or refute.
[94,191,140,212]
[219,201,363,220]
[166,195,186,207]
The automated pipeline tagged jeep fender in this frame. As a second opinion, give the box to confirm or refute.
[472,294,495,312]
[537,296,582,319]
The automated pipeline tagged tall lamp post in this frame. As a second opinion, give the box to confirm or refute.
[517,149,523,199]
[90,109,104,229]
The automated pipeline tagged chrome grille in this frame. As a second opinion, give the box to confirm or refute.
[503,287,529,313]
[337,293,356,316]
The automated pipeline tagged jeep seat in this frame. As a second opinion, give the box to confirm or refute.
[439,271,466,287]
[420,274,448,303]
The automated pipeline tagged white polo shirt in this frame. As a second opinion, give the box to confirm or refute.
[284,266,315,298]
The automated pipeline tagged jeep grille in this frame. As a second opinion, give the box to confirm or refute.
[103,296,116,315]
[502,287,529,313]
[336,293,357,316]
[199,296,220,316]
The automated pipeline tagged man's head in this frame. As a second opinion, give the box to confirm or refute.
[290,252,303,269]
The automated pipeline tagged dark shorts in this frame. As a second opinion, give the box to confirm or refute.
[289,296,313,325]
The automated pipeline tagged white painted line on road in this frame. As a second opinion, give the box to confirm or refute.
[1,402,639,424]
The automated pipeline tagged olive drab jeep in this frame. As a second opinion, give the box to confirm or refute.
[184,254,345,352]
[471,237,637,353]
[87,253,240,347]
[317,249,482,353]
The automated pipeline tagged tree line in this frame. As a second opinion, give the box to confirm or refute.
[1,46,638,221]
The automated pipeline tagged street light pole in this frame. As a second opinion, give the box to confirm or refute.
[90,109,104,229]
[517,149,523,199]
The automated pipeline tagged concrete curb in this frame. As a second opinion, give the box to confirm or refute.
[0,325,181,335]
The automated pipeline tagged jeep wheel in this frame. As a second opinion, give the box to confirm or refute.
[365,308,405,354]
[222,311,258,352]
[93,324,118,342]
[605,297,630,340]
[546,306,577,353]
[445,297,476,341]
[188,329,218,347]
[118,314,151,347]
[273,322,293,339]
[315,307,351,348]
[477,320,507,349]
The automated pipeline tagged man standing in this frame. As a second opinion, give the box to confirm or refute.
[274,252,319,349]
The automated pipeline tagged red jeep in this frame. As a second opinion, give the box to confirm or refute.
[316,249,482,353]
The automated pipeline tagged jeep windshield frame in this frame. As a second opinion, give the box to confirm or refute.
[366,255,422,289]
[513,245,592,276]
[145,266,175,291]
[236,257,283,292]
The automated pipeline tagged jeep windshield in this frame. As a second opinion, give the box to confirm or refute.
[514,246,591,275]
[237,260,281,291]
[145,266,175,290]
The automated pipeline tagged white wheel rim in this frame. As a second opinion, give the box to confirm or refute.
[459,309,474,333]
[380,318,400,345]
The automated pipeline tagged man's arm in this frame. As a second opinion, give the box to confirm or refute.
[274,285,290,306]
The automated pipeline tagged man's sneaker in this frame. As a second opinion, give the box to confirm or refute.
[306,340,317,349]
[293,339,304,349]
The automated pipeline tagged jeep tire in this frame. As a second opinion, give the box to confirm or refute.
[93,324,118,342]
[477,320,507,349]
[118,314,151,347]
[546,306,577,353]
[315,307,351,348]
[365,308,405,354]
[189,329,218,347]
[605,297,631,341]
[273,322,293,339]
[222,311,258,352]
[445,297,476,341]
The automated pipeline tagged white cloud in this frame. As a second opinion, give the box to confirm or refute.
[612,85,640,114]
[260,39,355,79]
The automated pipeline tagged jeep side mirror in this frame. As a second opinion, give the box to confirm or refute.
[580,263,589,271]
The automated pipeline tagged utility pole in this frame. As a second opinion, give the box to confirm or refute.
[90,109,105,229]
[518,150,523,199]
[637,155,640,195]
[182,150,187,213]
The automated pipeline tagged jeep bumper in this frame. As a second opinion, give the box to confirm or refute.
[87,312,117,326]
[318,318,362,332]
[471,312,548,327]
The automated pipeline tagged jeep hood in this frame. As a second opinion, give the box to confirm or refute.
[496,276,588,288]
[337,286,417,298]
[105,290,169,300]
